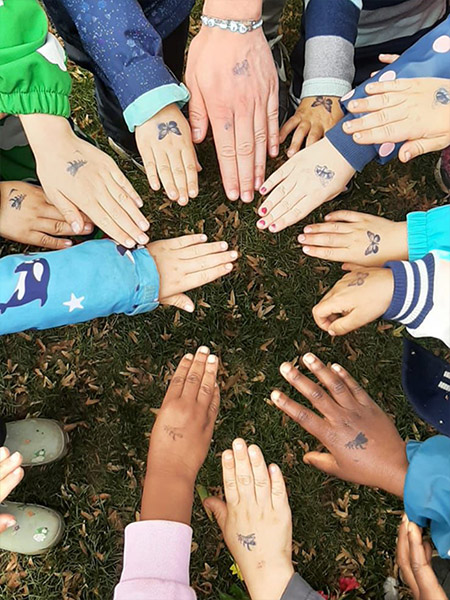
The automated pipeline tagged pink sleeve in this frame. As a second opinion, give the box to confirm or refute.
[113,520,197,600]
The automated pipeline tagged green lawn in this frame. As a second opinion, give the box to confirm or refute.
[1,2,449,599]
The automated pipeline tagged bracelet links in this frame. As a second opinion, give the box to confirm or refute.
[201,14,263,34]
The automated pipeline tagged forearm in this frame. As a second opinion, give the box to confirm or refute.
[203,0,262,19]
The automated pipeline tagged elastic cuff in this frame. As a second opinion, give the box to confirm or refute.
[300,78,352,100]
[0,90,71,118]
[125,249,160,316]
[407,211,428,261]
[123,84,190,132]
[383,261,408,321]
[326,114,378,172]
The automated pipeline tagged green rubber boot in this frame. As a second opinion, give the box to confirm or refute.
[4,419,68,467]
[0,502,64,555]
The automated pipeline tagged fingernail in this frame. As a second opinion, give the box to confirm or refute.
[228,190,239,201]
[271,145,278,156]
[257,219,266,229]
[269,224,277,232]
[71,222,81,234]
[179,197,188,206]
[198,346,209,354]
[5,519,16,529]
[349,101,358,110]
[193,129,201,141]
[224,451,233,461]
[287,149,294,158]
[138,234,149,244]
[189,189,197,197]
[303,353,315,364]
[329,330,336,337]
[169,191,178,200]
[220,242,228,250]
[125,238,135,248]
[269,464,278,473]
[404,151,411,162]
[201,234,208,242]
[84,224,93,232]
[280,362,291,375]
[331,363,342,372]
[304,226,312,233]
[185,304,194,313]
[366,84,374,92]
[139,220,149,231]
[11,451,22,462]
[271,390,281,402]
[344,122,352,131]
[225,263,233,271]
[234,440,244,450]
[298,234,306,242]
[353,133,362,140]
[230,251,238,259]
[260,186,267,195]
[0,447,9,461]
[260,207,267,216]
[136,198,144,208]
[207,355,217,364]
[64,241,73,247]
[303,246,310,254]
[242,191,253,203]
[185,353,194,360]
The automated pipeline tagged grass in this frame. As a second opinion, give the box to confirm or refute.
[1,2,449,598]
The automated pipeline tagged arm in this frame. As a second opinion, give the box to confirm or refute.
[407,205,450,260]
[383,250,450,348]
[326,15,450,171]
[404,437,450,560]
[0,0,71,117]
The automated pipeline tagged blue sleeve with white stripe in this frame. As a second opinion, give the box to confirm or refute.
[326,15,450,171]
[407,205,450,261]
[0,240,160,335]
[383,250,450,347]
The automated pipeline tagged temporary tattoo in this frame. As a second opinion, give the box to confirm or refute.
[158,121,182,140]
[224,121,232,131]
[345,432,368,450]
[348,272,369,287]
[163,425,183,441]
[314,165,335,187]
[311,96,333,113]
[237,533,256,551]
[364,231,381,256]
[435,87,450,106]
[8,188,25,210]
[233,59,250,77]
[67,159,87,177]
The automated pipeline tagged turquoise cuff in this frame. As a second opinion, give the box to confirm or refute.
[126,249,160,316]
[123,83,190,132]
[407,211,428,261]
[301,78,352,100]
[407,206,450,261]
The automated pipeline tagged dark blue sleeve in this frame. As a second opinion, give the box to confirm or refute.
[326,15,450,171]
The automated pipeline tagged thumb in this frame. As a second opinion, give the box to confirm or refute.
[47,190,85,234]
[0,514,17,535]
[188,80,209,144]
[399,138,445,163]
[341,262,360,272]
[304,451,339,476]
[160,294,195,313]
[203,497,228,532]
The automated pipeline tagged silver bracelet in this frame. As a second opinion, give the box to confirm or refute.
[201,14,263,34]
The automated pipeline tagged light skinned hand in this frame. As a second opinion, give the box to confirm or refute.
[186,23,279,202]
[135,103,201,206]
[0,447,24,533]
[345,77,450,162]
[280,96,344,157]
[204,440,294,600]
[396,516,447,600]
[312,264,394,336]
[299,210,408,266]
[20,114,149,248]
[271,354,408,497]
[257,137,355,233]
[0,182,93,249]
[147,234,238,312]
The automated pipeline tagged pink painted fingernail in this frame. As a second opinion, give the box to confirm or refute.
[269,223,277,232]
[260,207,267,216]
[260,187,267,195]
[257,219,266,229]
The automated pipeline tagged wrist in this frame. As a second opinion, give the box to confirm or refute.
[391,222,409,261]
[384,445,409,498]
[203,0,262,20]
[141,468,195,524]
[247,563,294,600]
[20,114,72,148]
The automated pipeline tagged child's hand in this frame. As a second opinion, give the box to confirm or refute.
[397,517,447,600]
[257,137,355,233]
[142,348,220,523]
[312,265,394,336]
[271,354,408,497]
[205,440,294,600]
[0,447,24,533]
[20,115,149,248]
[0,182,93,249]
[280,96,343,156]
[147,234,238,312]
[136,104,201,206]
[299,210,408,266]
[345,77,450,162]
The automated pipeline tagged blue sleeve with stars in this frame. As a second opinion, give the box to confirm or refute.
[0,240,160,335]
[52,0,191,131]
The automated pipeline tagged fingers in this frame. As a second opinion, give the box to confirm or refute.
[110,166,143,208]
[324,210,363,223]
[211,116,240,201]
[156,152,180,202]
[347,92,406,115]
[203,495,228,532]
[187,250,239,274]
[181,260,235,293]
[103,179,150,244]
[140,145,161,191]
[209,384,221,423]
[160,293,195,313]
[303,451,339,477]
[257,179,298,227]
[399,137,446,163]
[279,114,301,145]
[299,230,349,249]
[27,229,73,250]
[49,190,85,234]
[89,203,142,248]
[397,516,420,599]
[259,162,290,197]
[301,353,357,410]
[167,233,208,249]
[305,124,323,148]
[164,353,195,400]
[182,148,199,200]
[408,522,447,598]
[183,346,210,398]
[301,244,349,262]
[188,80,209,144]
[303,220,354,234]
[0,447,24,502]
[0,513,18,535]
[221,449,239,506]
[279,361,341,419]
[288,121,311,156]
[312,295,358,336]
[232,439,256,503]
[271,390,327,440]
[197,353,219,408]
[180,240,228,259]
[378,53,400,65]
[235,111,256,202]
[267,83,280,158]
[268,463,289,511]
[253,103,268,191]
[167,152,189,206]
[248,444,271,506]
[364,79,411,96]
[330,363,373,406]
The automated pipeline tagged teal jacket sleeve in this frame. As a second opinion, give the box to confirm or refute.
[407,205,450,261]
[0,240,160,335]
[404,437,450,559]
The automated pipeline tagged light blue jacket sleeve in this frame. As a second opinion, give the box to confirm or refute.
[407,205,450,261]
[404,437,450,559]
[0,240,160,335]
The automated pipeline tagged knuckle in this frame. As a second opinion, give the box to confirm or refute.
[237,142,254,157]
[294,408,310,424]
[237,475,253,486]
[208,401,220,415]
[271,483,284,496]
[186,163,197,173]
[219,145,237,160]
[187,373,201,385]
[310,388,324,401]
[332,381,346,394]
[254,129,267,146]
[171,375,185,387]
[40,234,55,248]
[54,220,65,234]
[254,478,268,488]
[173,167,185,177]
[200,383,213,396]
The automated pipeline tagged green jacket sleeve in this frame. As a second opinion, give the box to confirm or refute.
[0,0,71,116]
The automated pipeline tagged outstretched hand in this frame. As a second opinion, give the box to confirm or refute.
[271,353,408,497]
[0,447,24,534]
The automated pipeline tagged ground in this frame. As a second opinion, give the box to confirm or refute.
[0,2,449,599]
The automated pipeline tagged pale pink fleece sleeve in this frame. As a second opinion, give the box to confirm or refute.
[113,520,197,600]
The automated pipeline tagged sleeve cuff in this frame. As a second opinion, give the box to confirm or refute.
[407,211,428,261]
[382,261,408,321]
[281,573,321,600]
[301,78,352,100]
[123,83,190,132]
[0,90,71,118]
[125,248,160,316]
[326,113,378,172]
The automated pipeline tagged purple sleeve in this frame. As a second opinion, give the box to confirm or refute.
[113,520,196,600]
